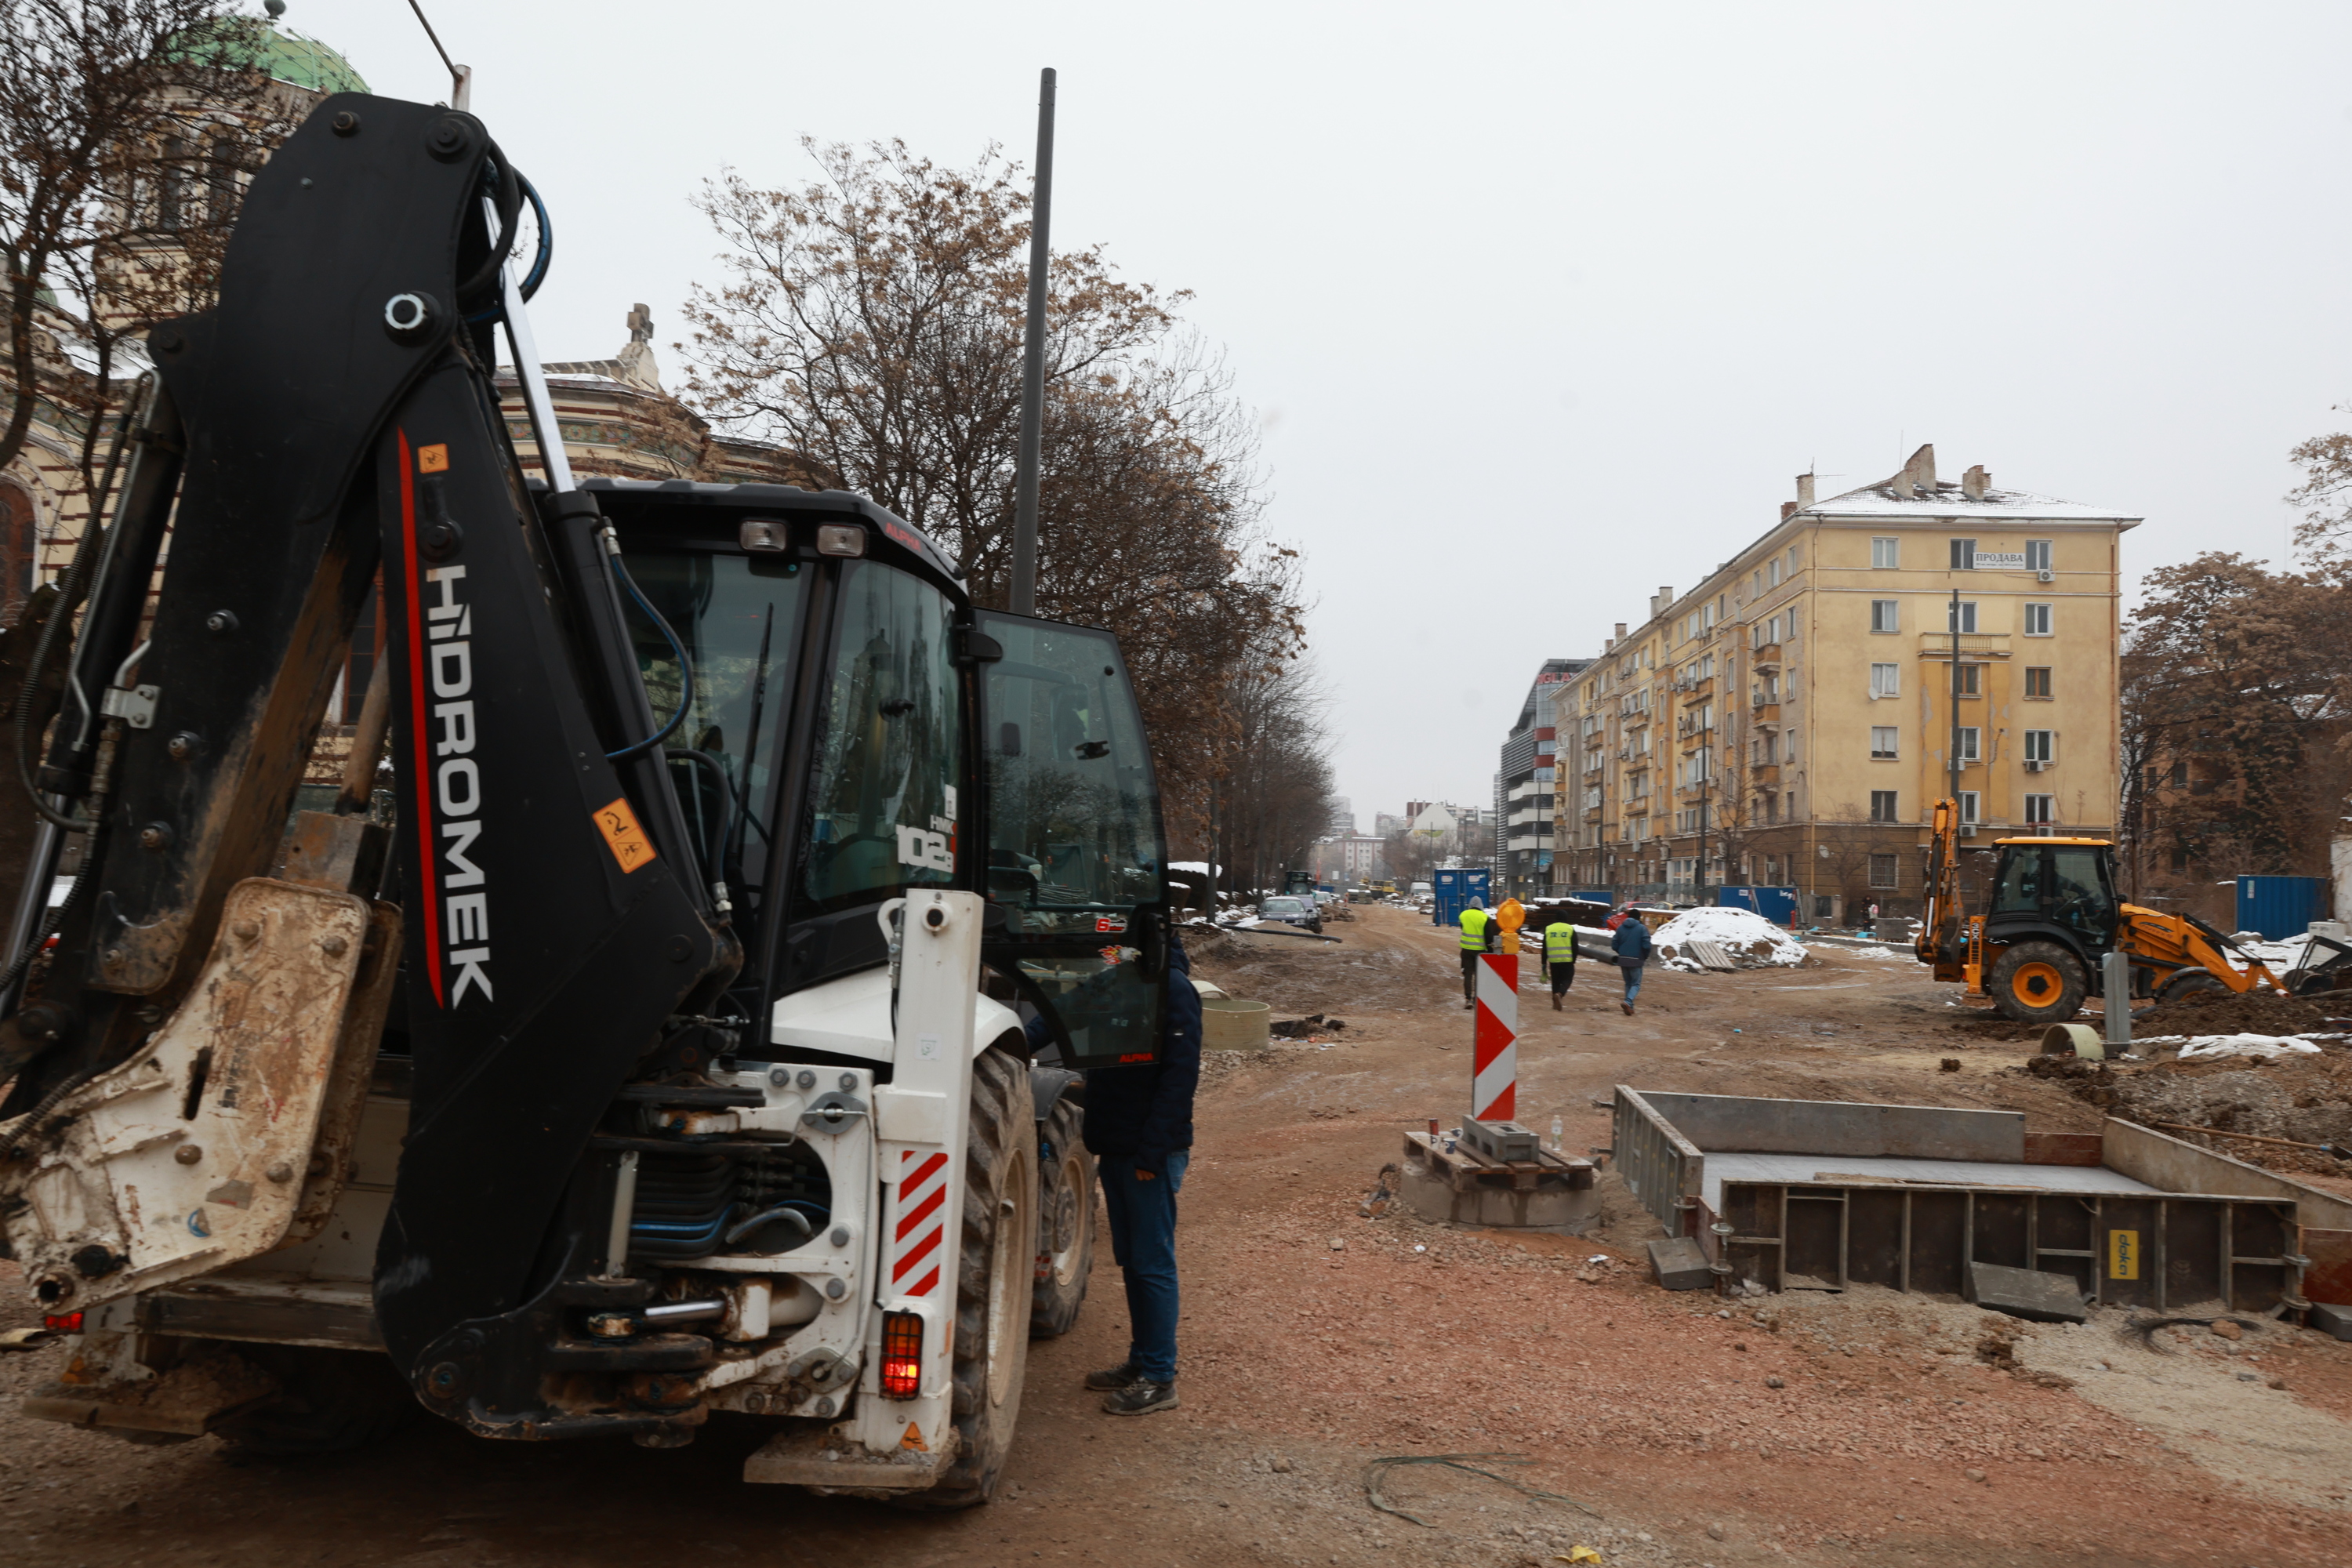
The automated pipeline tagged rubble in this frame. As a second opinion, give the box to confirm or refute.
[2134,987,2329,1037]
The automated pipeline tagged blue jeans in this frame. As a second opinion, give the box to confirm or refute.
[1621,960,1645,1003]
[1098,1150,1187,1382]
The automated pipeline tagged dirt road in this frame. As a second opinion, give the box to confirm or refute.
[1,905,2347,1568]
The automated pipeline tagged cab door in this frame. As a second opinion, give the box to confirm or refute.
[972,610,1168,1068]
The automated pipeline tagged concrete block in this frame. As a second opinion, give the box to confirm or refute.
[1647,1236,1713,1291]
[1461,1116,1539,1164]
[1968,1261,2088,1323]
[2310,1301,2352,1341]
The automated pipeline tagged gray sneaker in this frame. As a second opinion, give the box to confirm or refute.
[1083,1359,1143,1391]
[1101,1379,1179,1416]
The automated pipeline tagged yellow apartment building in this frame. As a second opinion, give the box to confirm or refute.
[1555,445,2137,920]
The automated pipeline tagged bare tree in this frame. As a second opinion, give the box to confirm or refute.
[681,141,1304,845]
[2122,551,2352,885]
[2,1,297,490]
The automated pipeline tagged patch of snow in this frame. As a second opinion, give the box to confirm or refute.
[1650,906,1808,971]
[2168,1034,2325,1060]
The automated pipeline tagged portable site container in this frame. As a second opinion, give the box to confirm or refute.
[2236,875,2328,942]
[1431,867,1492,927]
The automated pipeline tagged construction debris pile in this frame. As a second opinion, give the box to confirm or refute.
[1650,906,1809,973]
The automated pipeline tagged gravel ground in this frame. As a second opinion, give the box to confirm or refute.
[0,905,2347,1567]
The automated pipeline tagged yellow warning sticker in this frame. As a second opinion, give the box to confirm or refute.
[416,442,450,474]
[899,1421,927,1453]
[2107,1228,2140,1281]
[592,797,657,873]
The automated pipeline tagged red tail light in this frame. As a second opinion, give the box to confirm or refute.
[42,1312,82,1334]
[880,1310,923,1399]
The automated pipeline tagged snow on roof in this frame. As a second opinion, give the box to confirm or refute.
[1804,479,2140,524]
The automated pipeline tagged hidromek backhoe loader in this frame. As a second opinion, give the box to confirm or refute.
[0,93,1170,1504]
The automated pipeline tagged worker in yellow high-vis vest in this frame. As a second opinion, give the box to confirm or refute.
[1457,898,1496,1009]
[1542,920,1578,1011]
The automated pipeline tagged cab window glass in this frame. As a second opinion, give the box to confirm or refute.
[800,561,962,910]
[619,546,805,928]
[981,616,1163,935]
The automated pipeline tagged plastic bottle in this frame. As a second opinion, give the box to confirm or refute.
[1549,1115,1565,1152]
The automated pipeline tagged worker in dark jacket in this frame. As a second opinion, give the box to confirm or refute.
[1612,913,1654,1015]
[1062,935,1201,1416]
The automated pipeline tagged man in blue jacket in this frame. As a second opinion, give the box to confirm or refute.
[1612,913,1654,1016]
[1072,934,1201,1415]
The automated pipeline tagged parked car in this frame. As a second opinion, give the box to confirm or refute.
[1256,895,1323,935]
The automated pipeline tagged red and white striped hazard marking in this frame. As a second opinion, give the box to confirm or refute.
[890,1149,949,1298]
[1472,952,1519,1122]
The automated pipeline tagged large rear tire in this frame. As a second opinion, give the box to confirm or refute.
[1988,941,2086,1025]
[893,1047,1037,1510]
[1031,1093,1095,1338]
[2157,970,2226,1005]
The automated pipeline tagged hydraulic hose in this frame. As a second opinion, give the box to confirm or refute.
[464,169,551,325]
[667,747,741,884]
[604,549,693,762]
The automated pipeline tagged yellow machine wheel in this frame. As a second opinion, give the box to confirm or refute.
[1987,942,2087,1025]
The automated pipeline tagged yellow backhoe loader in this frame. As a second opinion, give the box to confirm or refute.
[1914,797,2347,1024]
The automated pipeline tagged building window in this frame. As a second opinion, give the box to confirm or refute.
[1949,537,1977,569]
[1870,789,1898,822]
[1870,852,1898,887]
[1956,727,1980,762]
[2170,847,2188,869]
[2170,761,2187,786]
[1786,546,1798,575]
[1870,599,1900,633]
[1951,662,1983,696]
[1784,789,1796,820]
[2024,602,2053,636]
[1870,727,1899,760]
[1871,536,1900,569]
[1768,557,1783,588]
[2026,539,2053,572]
[1958,789,1980,823]
[2024,665,2052,699]
[1942,601,1978,633]
[1761,793,1777,823]
[1813,894,1834,918]
[2024,729,2055,764]
[2025,793,2054,826]
[1870,662,1900,698]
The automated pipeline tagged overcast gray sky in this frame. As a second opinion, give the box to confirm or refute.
[314,0,2352,829]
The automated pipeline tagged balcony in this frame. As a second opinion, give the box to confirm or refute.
[1750,764,1782,786]
[1584,807,1604,824]
[1751,642,1782,668]
[1919,633,2012,660]
[1682,677,1714,700]
[1750,703,1780,725]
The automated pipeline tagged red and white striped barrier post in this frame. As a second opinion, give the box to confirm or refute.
[1472,950,1518,1122]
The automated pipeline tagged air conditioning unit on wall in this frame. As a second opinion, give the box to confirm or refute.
[2025,759,2047,772]
[2037,569,2055,583]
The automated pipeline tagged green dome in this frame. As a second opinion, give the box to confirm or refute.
[170,13,369,96]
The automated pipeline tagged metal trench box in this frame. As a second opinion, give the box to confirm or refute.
[1611,1087,2352,1312]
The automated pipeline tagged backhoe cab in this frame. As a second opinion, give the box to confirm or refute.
[1915,797,2342,1025]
